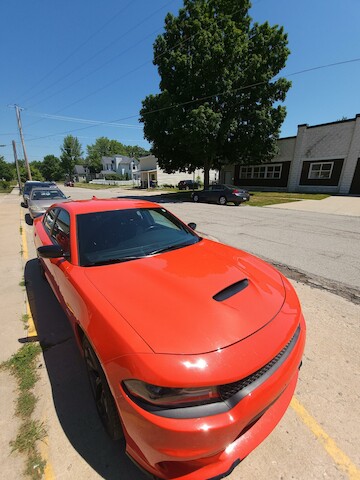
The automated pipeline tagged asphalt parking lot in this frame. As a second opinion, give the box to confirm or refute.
[1,187,359,480]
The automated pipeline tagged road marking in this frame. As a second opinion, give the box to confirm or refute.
[20,210,37,336]
[21,210,54,477]
[291,397,360,480]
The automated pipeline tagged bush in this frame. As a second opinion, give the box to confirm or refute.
[0,180,11,191]
[104,173,130,181]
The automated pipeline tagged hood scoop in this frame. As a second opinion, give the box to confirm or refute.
[213,278,249,302]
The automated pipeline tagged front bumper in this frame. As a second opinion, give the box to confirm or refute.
[113,315,305,480]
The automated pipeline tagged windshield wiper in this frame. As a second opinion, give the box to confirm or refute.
[147,241,196,256]
[84,256,142,266]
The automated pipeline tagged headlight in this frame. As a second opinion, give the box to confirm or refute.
[123,380,220,408]
[30,204,43,212]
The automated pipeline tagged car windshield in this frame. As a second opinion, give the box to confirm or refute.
[31,189,66,200]
[77,207,201,266]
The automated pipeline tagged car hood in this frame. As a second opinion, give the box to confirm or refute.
[83,240,286,354]
[29,198,68,210]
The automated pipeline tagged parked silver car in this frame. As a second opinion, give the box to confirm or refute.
[22,180,56,207]
[28,188,69,219]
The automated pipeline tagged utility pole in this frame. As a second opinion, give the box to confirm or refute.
[12,140,22,193]
[14,105,32,180]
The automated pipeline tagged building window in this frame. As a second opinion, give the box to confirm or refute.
[308,162,333,179]
[240,164,282,179]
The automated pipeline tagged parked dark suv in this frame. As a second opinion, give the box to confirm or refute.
[177,180,199,190]
[22,181,56,207]
[192,184,250,206]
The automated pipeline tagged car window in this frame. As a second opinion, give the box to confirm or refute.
[31,189,66,200]
[77,207,200,266]
[43,208,58,234]
[52,209,71,255]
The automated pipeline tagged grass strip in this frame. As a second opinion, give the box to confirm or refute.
[1,343,47,479]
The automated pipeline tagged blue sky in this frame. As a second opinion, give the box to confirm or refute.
[1,0,359,163]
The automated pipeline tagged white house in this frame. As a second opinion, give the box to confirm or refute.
[138,155,219,187]
[101,155,139,180]
[220,114,360,195]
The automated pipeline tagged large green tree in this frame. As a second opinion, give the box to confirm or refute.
[40,155,63,181]
[60,135,83,178]
[140,0,291,187]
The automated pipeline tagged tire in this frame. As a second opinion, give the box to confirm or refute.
[82,337,123,440]
[38,258,46,280]
[193,194,200,202]
[219,196,227,205]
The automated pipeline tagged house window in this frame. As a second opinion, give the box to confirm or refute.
[240,164,282,179]
[308,162,333,179]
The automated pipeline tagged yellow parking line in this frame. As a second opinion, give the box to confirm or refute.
[291,397,360,480]
[20,210,54,478]
[20,210,37,336]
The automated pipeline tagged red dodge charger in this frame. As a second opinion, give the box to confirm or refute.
[34,198,306,480]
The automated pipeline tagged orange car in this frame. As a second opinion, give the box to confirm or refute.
[34,198,306,480]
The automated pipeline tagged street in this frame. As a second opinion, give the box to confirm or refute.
[1,186,359,480]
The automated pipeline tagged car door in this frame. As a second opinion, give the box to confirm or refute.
[208,185,222,202]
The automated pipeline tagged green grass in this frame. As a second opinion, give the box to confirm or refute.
[248,191,330,207]
[74,182,119,189]
[1,343,47,479]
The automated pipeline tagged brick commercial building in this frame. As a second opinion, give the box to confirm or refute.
[221,114,360,195]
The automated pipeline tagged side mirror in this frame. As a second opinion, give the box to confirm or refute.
[38,245,67,259]
[188,222,196,230]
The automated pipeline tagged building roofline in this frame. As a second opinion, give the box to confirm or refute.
[303,114,359,130]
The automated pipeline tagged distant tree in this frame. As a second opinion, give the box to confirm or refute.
[29,161,44,180]
[140,0,291,187]
[40,155,63,181]
[125,145,150,158]
[86,137,149,173]
[60,135,83,178]
[87,137,124,173]
[0,156,14,181]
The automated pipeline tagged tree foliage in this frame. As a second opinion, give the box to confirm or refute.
[140,0,291,186]
[86,137,149,173]
[0,156,14,181]
[40,155,63,181]
[60,135,83,177]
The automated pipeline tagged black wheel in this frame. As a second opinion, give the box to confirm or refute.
[37,256,46,280]
[193,194,199,202]
[219,196,227,205]
[83,337,123,440]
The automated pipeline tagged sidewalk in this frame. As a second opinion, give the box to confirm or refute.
[266,195,360,216]
[0,188,28,478]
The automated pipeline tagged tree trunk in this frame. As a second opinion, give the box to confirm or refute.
[203,159,210,189]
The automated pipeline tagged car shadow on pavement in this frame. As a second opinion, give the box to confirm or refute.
[24,259,148,480]
[117,191,192,203]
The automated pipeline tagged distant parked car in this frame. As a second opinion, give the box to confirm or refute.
[192,184,250,206]
[64,180,74,187]
[28,187,69,219]
[178,179,199,190]
[22,181,56,207]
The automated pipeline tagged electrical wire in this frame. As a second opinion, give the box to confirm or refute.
[21,0,176,106]
[23,57,360,145]
[22,1,247,128]
[17,0,135,103]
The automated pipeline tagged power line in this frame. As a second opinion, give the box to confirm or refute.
[22,0,176,107]
[23,57,360,145]
[17,0,134,102]
[26,26,163,111]
[22,1,246,127]
[24,110,142,128]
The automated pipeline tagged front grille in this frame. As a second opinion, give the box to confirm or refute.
[219,325,301,402]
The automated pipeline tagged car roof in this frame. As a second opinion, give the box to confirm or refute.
[50,197,161,215]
